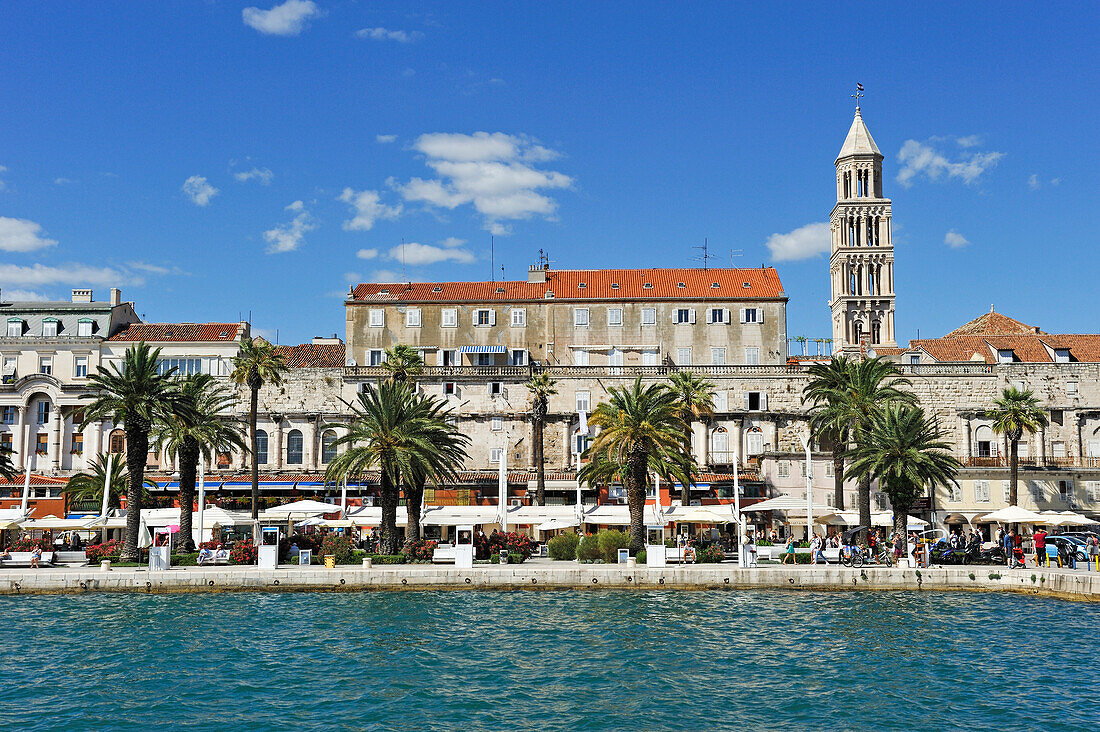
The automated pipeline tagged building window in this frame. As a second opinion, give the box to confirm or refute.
[1054,349,1071,363]
[42,319,58,337]
[708,308,728,324]
[157,358,203,377]
[36,400,50,425]
[997,349,1015,363]
[39,357,53,375]
[77,320,93,337]
[71,433,84,455]
[1052,441,1066,459]
[405,308,421,327]
[368,349,384,366]
[1087,482,1100,503]
[491,417,503,432]
[574,433,592,457]
[744,347,760,365]
[745,392,765,411]
[509,349,527,366]
[607,308,623,326]
[741,308,763,324]
[109,429,126,454]
[575,390,590,413]
[710,348,726,366]
[573,308,589,327]
[441,308,458,328]
[489,382,503,397]
[286,430,303,465]
[511,308,526,327]
[910,355,920,365]
[0,433,11,454]
[368,309,385,327]
[677,348,692,366]
[746,430,764,455]
[321,430,337,464]
[573,349,589,366]
[777,461,790,478]
[1059,480,1074,503]
[975,480,990,502]
[641,308,656,326]
[75,356,88,378]
[443,382,456,396]
[1067,381,1078,396]
[713,391,727,411]
[36,433,48,455]
[475,309,495,326]
[490,447,503,463]
[6,319,22,337]
[255,429,269,465]
[641,350,658,366]
[1,406,14,424]
[675,308,693,324]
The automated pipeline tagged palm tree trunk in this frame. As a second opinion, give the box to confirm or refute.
[121,421,150,563]
[405,476,425,544]
[534,417,546,506]
[858,474,872,541]
[833,451,845,511]
[177,438,199,552]
[1008,438,1019,506]
[379,468,400,555]
[893,505,908,560]
[625,446,649,553]
[249,385,259,520]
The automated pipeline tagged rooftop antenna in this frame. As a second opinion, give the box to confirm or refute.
[730,248,743,266]
[491,235,495,282]
[692,237,716,270]
[501,265,505,281]
[852,82,864,109]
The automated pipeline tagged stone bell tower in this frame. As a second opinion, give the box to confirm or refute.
[829,106,896,353]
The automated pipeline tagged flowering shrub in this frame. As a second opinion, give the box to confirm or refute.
[402,539,437,563]
[8,537,52,552]
[85,539,124,562]
[694,545,725,563]
[198,540,221,551]
[321,533,356,564]
[229,539,257,565]
[488,531,535,560]
[280,534,324,560]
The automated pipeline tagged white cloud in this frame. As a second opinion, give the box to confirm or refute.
[0,165,8,191]
[388,242,476,266]
[0,262,136,288]
[127,261,188,276]
[264,205,316,254]
[182,175,219,206]
[896,138,1004,187]
[397,132,572,233]
[356,248,379,260]
[944,229,970,249]
[2,289,50,301]
[376,134,397,144]
[242,0,321,36]
[285,199,304,212]
[53,177,73,186]
[955,135,981,148]
[356,27,423,43]
[338,188,402,231]
[440,237,466,248]
[765,222,830,262]
[0,217,59,252]
[234,167,274,184]
[1028,173,1041,191]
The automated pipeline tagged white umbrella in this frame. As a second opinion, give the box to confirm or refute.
[742,495,833,513]
[260,500,339,518]
[977,506,1045,523]
[1038,511,1093,527]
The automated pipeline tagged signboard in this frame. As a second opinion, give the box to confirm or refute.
[910,497,932,511]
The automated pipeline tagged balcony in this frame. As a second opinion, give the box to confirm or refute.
[960,455,1100,469]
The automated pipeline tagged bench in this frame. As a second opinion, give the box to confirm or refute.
[53,551,90,567]
[196,551,231,566]
[0,552,55,567]
[432,544,456,564]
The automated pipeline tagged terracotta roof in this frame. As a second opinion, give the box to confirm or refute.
[350,267,785,303]
[275,343,346,369]
[109,323,243,342]
[0,473,69,487]
[945,309,1041,337]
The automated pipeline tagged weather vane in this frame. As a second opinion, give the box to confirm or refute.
[852,82,864,108]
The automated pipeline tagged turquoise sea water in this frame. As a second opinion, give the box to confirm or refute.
[1,590,1097,731]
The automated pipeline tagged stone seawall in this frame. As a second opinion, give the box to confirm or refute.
[3,564,1099,601]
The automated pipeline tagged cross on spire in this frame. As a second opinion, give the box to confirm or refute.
[851,82,864,109]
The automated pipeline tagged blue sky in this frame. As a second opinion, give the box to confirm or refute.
[1,2,1097,347]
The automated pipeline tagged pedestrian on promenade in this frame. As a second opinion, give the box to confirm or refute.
[30,546,41,569]
[891,531,903,564]
[1087,535,1099,568]
[1003,529,1014,567]
[1032,528,1047,567]
[809,533,823,564]
[781,536,796,565]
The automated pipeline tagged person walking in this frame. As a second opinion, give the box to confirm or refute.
[781,536,796,565]
[1032,528,1047,567]
[1086,534,1099,570]
[1002,529,1014,567]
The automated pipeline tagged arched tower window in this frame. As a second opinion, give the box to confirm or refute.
[871,320,881,345]
[109,429,126,454]
[255,429,269,465]
[286,429,303,465]
[321,430,337,464]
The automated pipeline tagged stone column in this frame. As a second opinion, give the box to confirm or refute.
[1039,426,1047,464]
[563,422,572,469]
[14,406,26,470]
[733,419,743,462]
[964,417,972,458]
[304,417,318,471]
[272,418,284,471]
[48,405,63,472]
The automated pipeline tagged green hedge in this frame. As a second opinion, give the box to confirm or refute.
[548,532,580,560]
[597,530,630,563]
[577,534,601,562]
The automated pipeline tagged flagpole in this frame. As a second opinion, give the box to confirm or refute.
[498,440,508,533]
[100,453,113,544]
[195,457,205,548]
[20,449,33,517]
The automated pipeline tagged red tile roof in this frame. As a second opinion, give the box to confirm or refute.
[350,267,786,303]
[945,310,1042,337]
[910,310,1100,363]
[109,323,243,342]
[275,343,346,369]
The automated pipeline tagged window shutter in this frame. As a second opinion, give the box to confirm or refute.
[761,392,768,411]
[723,308,731,324]
[705,309,713,324]
[756,308,764,324]
[739,308,747,324]
[489,309,496,326]
[689,308,696,324]
[743,392,750,410]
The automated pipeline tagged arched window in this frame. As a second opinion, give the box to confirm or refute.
[974,425,995,458]
[321,430,337,464]
[746,427,764,456]
[109,429,126,454]
[853,321,864,344]
[871,320,881,345]
[255,429,269,465]
[287,429,303,465]
[710,428,729,463]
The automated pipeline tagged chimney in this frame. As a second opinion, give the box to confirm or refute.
[109,288,121,306]
[527,265,546,284]
[71,289,94,303]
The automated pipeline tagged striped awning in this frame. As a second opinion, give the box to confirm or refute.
[460,345,506,354]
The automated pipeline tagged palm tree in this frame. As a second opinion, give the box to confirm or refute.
[153,373,246,551]
[0,444,15,481]
[65,453,156,511]
[324,381,469,554]
[847,404,960,538]
[578,377,694,552]
[987,387,1048,506]
[668,370,715,505]
[230,336,286,519]
[804,356,855,510]
[381,344,425,384]
[81,343,193,562]
[802,357,915,534]
[795,335,808,356]
[526,371,558,506]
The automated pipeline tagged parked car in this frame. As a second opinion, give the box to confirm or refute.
[1045,535,1088,563]
[1057,531,1098,544]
